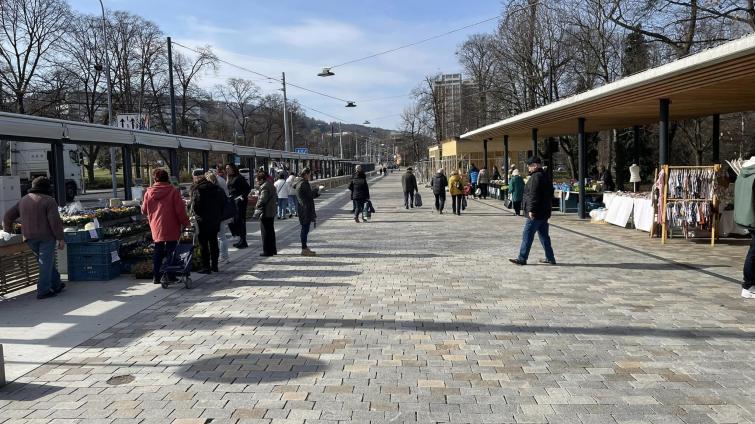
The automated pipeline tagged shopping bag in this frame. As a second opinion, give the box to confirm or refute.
[504,198,513,209]
[462,196,467,210]
[367,200,376,213]
[475,188,482,197]
[464,184,472,196]
[414,192,423,207]
[221,196,238,221]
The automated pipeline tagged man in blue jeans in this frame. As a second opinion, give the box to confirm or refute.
[3,177,66,299]
[509,157,556,266]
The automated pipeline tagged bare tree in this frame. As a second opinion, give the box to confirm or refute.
[216,78,263,145]
[400,102,430,163]
[457,33,498,128]
[0,0,70,114]
[172,46,217,135]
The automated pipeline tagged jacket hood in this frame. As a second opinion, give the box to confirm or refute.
[742,163,755,178]
[292,177,306,189]
[148,182,177,200]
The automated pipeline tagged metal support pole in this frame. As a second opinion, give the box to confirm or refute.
[339,122,343,159]
[52,140,66,205]
[633,125,641,165]
[578,118,587,219]
[167,37,177,135]
[122,145,133,200]
[282,72,291,152]
[712,114,720,163]
[483,139,489,170]
[202,151,209,172]
[169,149,179,179]
[134,147,141,178]
[659,99,670,166]
[531,128,538,158]
[503,135,510,185]
[0,344,5,388]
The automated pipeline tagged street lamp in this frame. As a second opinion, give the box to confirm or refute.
[345,101,357,108]
[318,67,335,77]
[98,0,117,198]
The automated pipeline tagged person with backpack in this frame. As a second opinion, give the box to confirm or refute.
[735,151,755,299]
[509,169,525,216]
[191,171,226,274]
[293,168,317,256]
[274,172,290,220]
[509,157,556,266]
[431,168,448,214]
[468,163,480,199]
[449,169,464,216]
[349,166,370,223]
[226,164,251,249]
[254,171,278,256]
[401,167,419,209]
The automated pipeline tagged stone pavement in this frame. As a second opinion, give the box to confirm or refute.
[1,172,753,424]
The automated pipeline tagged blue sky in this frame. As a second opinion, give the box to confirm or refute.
[68,0,503,130]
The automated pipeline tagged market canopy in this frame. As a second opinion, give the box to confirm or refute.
[461,33,755,143]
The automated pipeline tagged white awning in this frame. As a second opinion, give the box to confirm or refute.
[0,112,65,141]
[65,122,134,145]
[178,136,211,151]
[133,131,179,149]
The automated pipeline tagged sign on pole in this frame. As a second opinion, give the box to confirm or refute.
[116,114,150,130]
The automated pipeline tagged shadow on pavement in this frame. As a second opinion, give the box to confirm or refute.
[179,353,329,384]
[231,280,351,288]
[0,382,65,401]
[553,262,729,270]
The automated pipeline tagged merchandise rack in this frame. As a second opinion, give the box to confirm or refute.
[659,164,721,246]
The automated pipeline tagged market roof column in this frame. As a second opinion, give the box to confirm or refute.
[202,151,209,172]
[483,139,489,171]
[169,149,179,179]
[122,145,133,201]
[712,114,720,163]
[578,118,587,219]
[134,148,141,179]
[52,140,66,206]
[659,99,670,166]
[531,128,538,158]
[633,126,641,165]
[503,135,510,185]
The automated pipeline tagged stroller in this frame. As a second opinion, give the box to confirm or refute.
[159,230,196,289]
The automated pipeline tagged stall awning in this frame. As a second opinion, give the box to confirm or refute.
[234,146,256,156]
[0,113,65,141]
[210,141,234,153]
[133,131,179,149]
[178,136,211,151]
[65,122,134,145]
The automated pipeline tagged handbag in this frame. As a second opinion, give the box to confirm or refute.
[475,188,482,197]
[504,197,513,209]
[252,208,263,220]
[367,200,376,213]
[221,196,238,221]
[414,192,422,207]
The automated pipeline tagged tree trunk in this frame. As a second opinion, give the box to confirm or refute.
[16,92,25,114]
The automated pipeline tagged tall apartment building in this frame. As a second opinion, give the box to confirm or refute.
[433,74,480,138]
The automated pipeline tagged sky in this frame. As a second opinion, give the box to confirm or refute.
[67,0,502,131]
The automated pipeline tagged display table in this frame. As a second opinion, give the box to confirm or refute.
[554,190,603,213]
[0,237,39,296]
[602,192,653,232]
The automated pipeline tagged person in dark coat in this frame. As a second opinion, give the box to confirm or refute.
[401,167,419,209]
[255,171,278,256]
[509,169,525,216]
[600,166,615,192]
[348,167,370,223]
[509,157,556,266]
[430,168,448,214]
[293,168,317,256]
[191,172,226,274]
[225,164,251,249]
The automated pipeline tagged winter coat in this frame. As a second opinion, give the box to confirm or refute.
[448,174,463,196]
[509,175,525,202]
[142,182,190,242]
[734,163,755,230]
[190,179,226,234]
[2,193,64,242]
[349,172,370,201]
[293,177,316,225]
[274,178,290,199]
[401,171,418,193]
[469,167,479,184]
[227,174,251,200]
[431,173,448,195]
[255,179,278,218]
[522,169,553,220]
[285,175,296,197]
[477,169,490,184]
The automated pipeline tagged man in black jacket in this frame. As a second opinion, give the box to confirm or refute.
[430,169,448,214]
[509,157,556,265]
[401,167,418,209]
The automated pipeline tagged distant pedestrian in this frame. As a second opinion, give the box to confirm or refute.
[286,172,298,218]
[349,165,370,223]
[468,164,479,199]
[492,166,501,180]
[293,168,317,256]
[734,151,755,299]
[402,167,419,209]
[142,169,191,284]
[509,169,525,216]
[2,176,66,299]
[226,164,251,249]
[509,157,556,266]
[214,167,231,264]
[255,171,278,256]
[600,166,615,192]
[274,172,290,220]
[477,167,490,199]
[430,168,448,214]
[449,169,464,216]
[191,171,225,274]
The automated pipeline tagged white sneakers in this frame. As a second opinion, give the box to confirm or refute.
[741,288,755,299]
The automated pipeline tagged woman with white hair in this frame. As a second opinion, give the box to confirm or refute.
[509,169,525,216]
[430,168,448,214]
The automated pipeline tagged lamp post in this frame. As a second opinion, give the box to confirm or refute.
[98,0,118,199]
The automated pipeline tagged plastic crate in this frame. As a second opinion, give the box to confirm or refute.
[68,259,121,281]
[67,239,120,256]
[64,228,103,244]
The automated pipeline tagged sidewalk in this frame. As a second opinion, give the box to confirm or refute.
[1,172,753,424]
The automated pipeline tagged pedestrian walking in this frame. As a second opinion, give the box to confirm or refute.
[449,169,464,216]
[430,168,448,214]
[2,176,66,299]
[286,172,298,218]
[468,164,479,199]
[734,151,755,299]
[254,171,278,256]
[293,168,317,256]
[214,167,231,263]
[492,166,501,181]
[509,157,556,266]
[349,166,370,223]
[191,171,226,274]
[477,167,490,199]
[402,167,419,209]
[509,169,525,216]
[274,172,290,220]
[141,169,191,284]
[226,164,251,249]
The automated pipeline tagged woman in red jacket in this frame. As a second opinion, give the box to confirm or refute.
[142,168,191,283]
